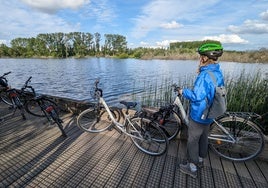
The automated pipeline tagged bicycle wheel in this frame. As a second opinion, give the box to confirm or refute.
[13,96,26,120]
[158,109,181,141]
[77,106,121,133]
[0,92,12,106]
[25,98,58,117]
[128,117,168,156]
[209,115,265,162]
[50,109,67,137]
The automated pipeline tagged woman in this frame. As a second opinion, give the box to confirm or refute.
[179,42,225,178]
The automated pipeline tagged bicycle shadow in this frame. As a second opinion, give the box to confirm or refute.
[1,115,84,187]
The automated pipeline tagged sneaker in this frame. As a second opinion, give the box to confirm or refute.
[180,163,197,178]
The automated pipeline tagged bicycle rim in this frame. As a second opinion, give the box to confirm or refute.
[0,93,13,106]
[25,98,57,117]
[129,117,168,156]
[77,107,120,133]
[51,111,67,137]
[14,97,26,120]
[159,110,181,140]
[209,116,264,162]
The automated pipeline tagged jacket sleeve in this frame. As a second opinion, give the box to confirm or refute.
[182,74,209,102]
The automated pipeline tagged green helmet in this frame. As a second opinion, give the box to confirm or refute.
[197,43,223,60]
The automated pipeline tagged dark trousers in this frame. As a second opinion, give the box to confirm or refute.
[187,118,210,164]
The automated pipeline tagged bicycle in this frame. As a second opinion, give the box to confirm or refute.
[20,76,67,137]
[0,71,14,106]
[77,79,168,156]
[0,71,26,120]
[138,84,265,162]
[134,102,182,141]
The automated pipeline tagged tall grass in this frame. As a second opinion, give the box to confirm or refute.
[225,71,267,113]
[134,71,267,115]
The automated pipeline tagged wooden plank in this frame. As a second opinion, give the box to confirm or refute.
[233,160,256,188]
[208,150,229,188]
[255,160,268,182]
[200,154,214,188]
[159,140,179,188]
[117,147,146,188]
[244,160,268,188]
[221,158,242,188]
[63,133,125,187]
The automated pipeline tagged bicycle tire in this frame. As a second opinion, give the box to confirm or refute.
[77,106,121,133]
[128,117,168,156]
[158,109,181,141]
[0,92,13,106]
[209,115,265,162]
[50,110,67,137]
[25,98,58,117]
[14,96,26,120]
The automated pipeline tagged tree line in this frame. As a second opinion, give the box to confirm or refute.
[0,32,127,58]
[0,33,267,63]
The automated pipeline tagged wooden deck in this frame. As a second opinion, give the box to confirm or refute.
[1,101,268,188]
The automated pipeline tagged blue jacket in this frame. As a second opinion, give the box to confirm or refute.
[182,63,225,124]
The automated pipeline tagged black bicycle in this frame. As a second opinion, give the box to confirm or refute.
[21,76,67,137]
[0,71,26,120]
[0,71,13,106]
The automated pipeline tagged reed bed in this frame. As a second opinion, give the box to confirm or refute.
[133,71,267,115]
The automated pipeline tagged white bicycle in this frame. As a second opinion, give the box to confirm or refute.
[138,84,265,161]
[77,79,168,156]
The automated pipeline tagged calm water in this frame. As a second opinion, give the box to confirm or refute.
[1,58,267,105]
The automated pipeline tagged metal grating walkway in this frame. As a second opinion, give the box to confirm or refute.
[0,103,268,188]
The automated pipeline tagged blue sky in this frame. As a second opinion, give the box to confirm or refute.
[1,0,268,51]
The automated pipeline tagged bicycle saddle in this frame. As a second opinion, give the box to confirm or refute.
[120,101,137,109]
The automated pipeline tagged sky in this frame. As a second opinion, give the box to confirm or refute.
[0,0,268,51]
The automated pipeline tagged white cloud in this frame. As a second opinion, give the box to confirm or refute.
[156,40,178,47]
[0,40,7,45]
[21,0,89,14]
[140,41,149,46]
[131,0,218,39]
[0,1,79,42]
[260,10,268,21]
[160,21,183,29]
[80,0,116,23]
[228,20,268,34]
[202,34,248,44]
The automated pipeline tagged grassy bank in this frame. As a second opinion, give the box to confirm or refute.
[133,71,267,115]
[136,48,268,64]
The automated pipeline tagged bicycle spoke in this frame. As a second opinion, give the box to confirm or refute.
[209,116,264,162]
[129,117,168,156]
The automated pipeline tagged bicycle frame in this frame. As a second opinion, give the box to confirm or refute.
[171,87,236,144]
[98,97,143,140]
[209,119,235,143]
[173,95,188,125]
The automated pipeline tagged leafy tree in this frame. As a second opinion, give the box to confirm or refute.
[0,44,10,57]
[94,32,101,55]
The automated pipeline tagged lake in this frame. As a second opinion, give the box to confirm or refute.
[1,58,267,106]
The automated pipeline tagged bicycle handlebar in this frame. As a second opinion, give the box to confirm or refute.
[171,84,181,94]
[1,71,11,78]
[21,76,36,96]
[93,79,103,98]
